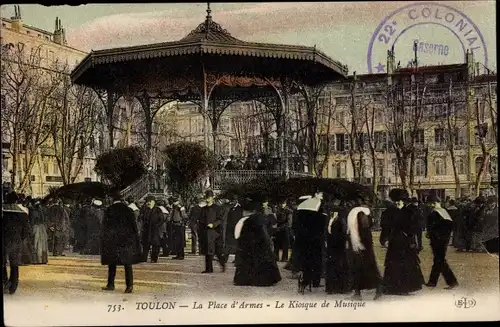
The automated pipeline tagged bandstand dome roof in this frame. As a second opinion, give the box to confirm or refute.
[71,6,348,93]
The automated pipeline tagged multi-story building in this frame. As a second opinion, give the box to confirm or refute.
[1,6,94,197]
[171,50,496,199]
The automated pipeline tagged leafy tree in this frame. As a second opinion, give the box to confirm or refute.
[162,141,216,206]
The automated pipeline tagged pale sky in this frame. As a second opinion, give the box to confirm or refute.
[1,1,496,74]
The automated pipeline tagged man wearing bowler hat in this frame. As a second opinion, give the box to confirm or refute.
[197,190,226,273]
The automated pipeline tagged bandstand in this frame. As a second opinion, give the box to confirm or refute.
[71,4,348,198]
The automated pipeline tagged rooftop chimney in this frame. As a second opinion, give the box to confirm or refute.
[53,17,67,45]
[10,5,22,32]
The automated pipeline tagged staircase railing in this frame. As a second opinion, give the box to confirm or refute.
[120,174,150,201]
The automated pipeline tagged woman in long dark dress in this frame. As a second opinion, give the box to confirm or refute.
[3,192,31,294]
[325,207,352,294]
[101,193,142,293]
[30,199,49,264]
[347,202,383,301]
[233,209,281,287]
[295,193,327,293]
[381,189,424,295]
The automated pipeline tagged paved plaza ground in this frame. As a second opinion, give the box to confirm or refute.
[6,235,499,301]
[4,234,499,325]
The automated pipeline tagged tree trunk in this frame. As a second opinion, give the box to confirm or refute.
[370,148,379,196]
[349,151,359,182]
[18,151,37,192]
[448,146,462,198]
[474,151,490,196]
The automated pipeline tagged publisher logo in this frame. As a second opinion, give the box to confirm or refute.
[455,297,476,309]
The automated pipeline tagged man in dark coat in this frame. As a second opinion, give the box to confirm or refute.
[197,190,226,273]
[274,198,293,262]
[101,192,141,293]
[84,199,104,255]
[48,200,70,256]
[446,200,460,247]
[224,194,242,260]
[188,197,203,255]
[3,192,31,294]
[170,197,187,260]
[425,195,458,289]
[258,197,277,255]
[156,200,169,257]
[139,196,165,263]
[467,196,487,252]
[409,197,425,252]
[70,203,84,253]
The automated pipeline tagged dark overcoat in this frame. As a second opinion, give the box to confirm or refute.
[100,202,141,265]
[233,214,281,286]
[325,211,352,294]
[348,209,381,291]
[381,205,424,294]
[3,205,31,266]
[140,206,165,246]
[224,204,243,254]
[197,204,224,256]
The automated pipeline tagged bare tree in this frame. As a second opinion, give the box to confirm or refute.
[313,93,338,177]
[434,80,469,198]
[335,75,372,183]
[385,75,427,193]
[49,65,102,185]
[472,79,497,195]
[363,98,384,194]
[231,104,260,157]
[1,42,60,192]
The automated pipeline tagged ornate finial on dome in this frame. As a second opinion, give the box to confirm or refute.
[206,2,212,22]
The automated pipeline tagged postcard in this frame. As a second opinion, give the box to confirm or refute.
[1,1,498,326]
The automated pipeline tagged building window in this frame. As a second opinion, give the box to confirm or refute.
[475,157,483,174]
[230,139,239,156]
[335,133,349,152]
[415,129,425,146]
[374,131,387,150]
[489,156,497,174]
[434,158,446,175]
[456,157,467,175]
[333,161,346,178]
[454,128,467,145]
[376,159,384,178]
[415,159,425,176]
[43,162,49,174]
[334,111,345,126]
[391,158,398,176]
[434,128,446,146]
[52,162,59,175]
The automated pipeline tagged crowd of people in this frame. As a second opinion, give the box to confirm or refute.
[2,187,498,298]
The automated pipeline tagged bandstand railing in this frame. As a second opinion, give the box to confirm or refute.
[210,170,312,190]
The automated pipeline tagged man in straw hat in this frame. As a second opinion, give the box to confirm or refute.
[425,195,458,289]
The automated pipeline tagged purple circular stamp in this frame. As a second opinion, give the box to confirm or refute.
[367,2,488,73]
